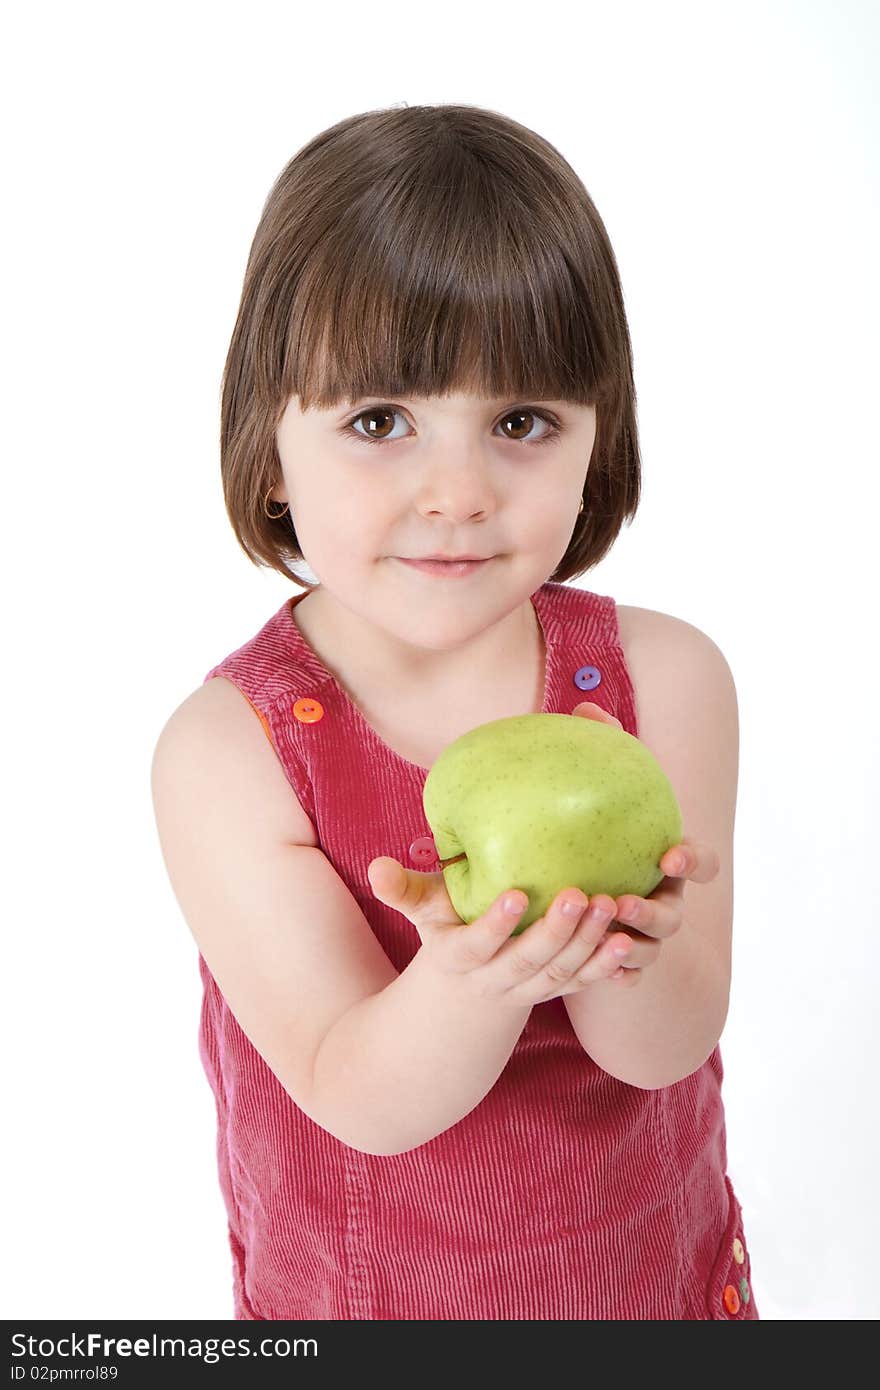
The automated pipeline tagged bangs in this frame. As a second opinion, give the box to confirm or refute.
[260,120,616,417]
[222,104,641,588]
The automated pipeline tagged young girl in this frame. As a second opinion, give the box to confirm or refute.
[151,103,757,1321]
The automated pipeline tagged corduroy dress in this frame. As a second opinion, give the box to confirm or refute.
[197,579,758,1320]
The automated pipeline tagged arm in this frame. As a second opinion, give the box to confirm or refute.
[564,904,730,1089]
[310,947,531,1155]
[564,618,738,1089]
[151,676,532,1161]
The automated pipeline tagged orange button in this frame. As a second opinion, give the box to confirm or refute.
[293,697,324,723]
[722,1284,741,1316]
[732,1237,745,1265]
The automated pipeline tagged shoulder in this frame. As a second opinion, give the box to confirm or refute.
[155,673,271,744]
[615,605,737,707]
[614,604,739,869]
[151,677,318,848]
[616,603,731,662]
[614,602,738,801]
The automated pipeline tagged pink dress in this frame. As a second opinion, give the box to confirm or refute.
[197,579,758,1320]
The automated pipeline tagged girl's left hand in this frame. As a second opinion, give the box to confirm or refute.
[571,701,720,983]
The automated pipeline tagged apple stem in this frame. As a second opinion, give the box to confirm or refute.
[439,852,467,868]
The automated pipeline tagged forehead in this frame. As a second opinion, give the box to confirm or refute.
[291,392,584,417]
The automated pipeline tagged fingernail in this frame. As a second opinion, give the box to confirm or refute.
[503,893,527,914]
[669,853,685,874]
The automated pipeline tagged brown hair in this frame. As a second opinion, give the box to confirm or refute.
[220,103,641,589]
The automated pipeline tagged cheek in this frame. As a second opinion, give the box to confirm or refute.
[519,493,571,543]
[293,481,388,557]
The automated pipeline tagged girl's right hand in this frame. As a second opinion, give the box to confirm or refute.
[367,856,631,1006]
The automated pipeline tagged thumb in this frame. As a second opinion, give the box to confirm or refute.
[367,855,408,907]
[367,855,454,935]
[368,855,436,915]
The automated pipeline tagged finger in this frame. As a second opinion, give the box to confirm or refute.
[367,856,446,921]
[368,856,409,907]
[491,888,592,985]
[609,963,643,986]
[535,901,628,988]
[563,951,644,993]
[450,891,532,972]
[550,915,655,994]
[572,701,623,729]
[660,840,720,884]
[599,929,662,971]
[614,891,682,940]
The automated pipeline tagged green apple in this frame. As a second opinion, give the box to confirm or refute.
[422,712,682,935]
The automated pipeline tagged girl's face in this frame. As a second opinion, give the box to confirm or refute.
[273,391,597,655]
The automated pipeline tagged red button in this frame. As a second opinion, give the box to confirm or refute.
[409,835,438,868]
[293,697,324,723]
[722,1284,741,1316]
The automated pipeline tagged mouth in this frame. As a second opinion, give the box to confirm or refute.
[396,557,493,577]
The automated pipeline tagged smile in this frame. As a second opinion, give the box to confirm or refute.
[396,558,493,577]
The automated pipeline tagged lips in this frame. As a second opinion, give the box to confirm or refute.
[398,557,492,577]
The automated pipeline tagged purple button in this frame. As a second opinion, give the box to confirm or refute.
[574,664,601,691]
[409,835,438,868]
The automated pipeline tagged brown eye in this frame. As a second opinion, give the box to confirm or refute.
[501,410,541,442]
[341,404,561,447]
[349,407,404,441]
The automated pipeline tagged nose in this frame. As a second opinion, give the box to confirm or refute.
[419,496,492,522]
[416,449,498,523]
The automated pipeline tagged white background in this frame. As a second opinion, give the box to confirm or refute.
[3,0,878,1321]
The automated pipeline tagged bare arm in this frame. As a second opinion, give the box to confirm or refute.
[309,943,532,1155]
[563,913,730,1089]
[563,623,739,1089]
[151,679,543,1159]
[151,679,624,1163]
[314,853,627,1155]
[312,939,531,1156]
